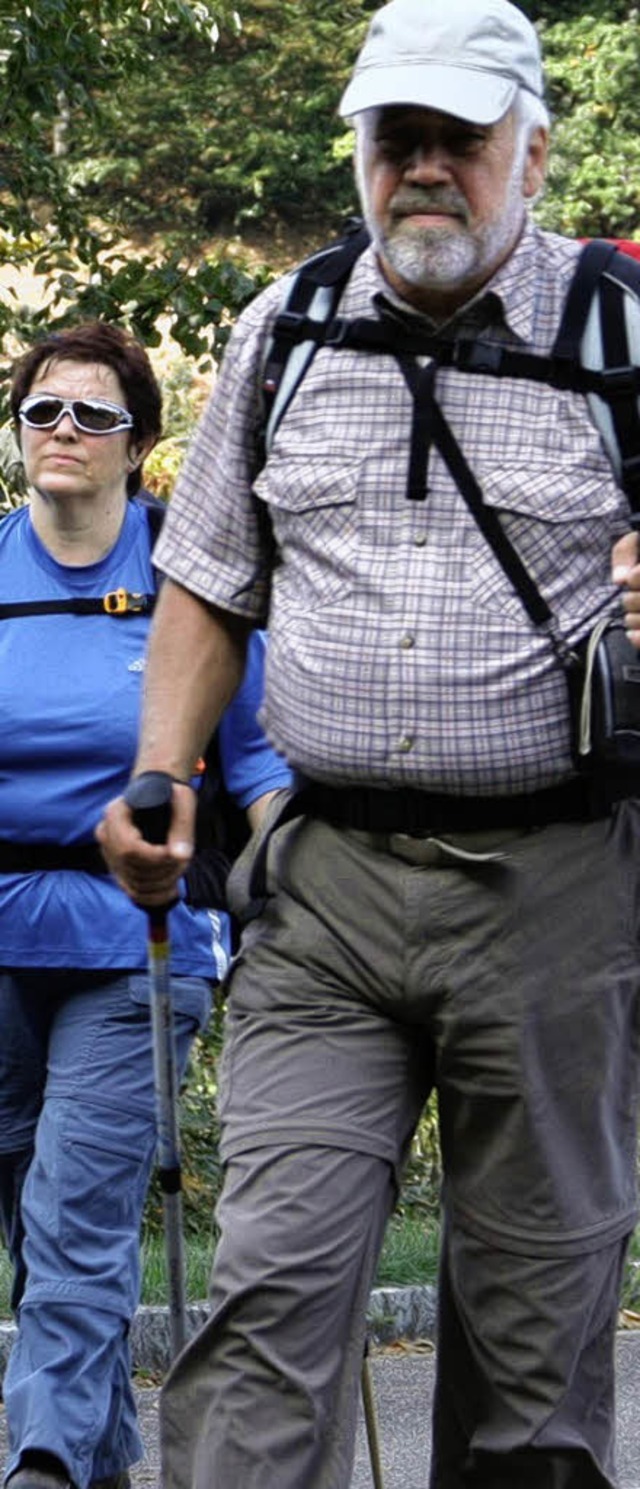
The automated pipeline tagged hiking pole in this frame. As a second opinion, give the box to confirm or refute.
[361,1337,386,1489]
[124,770,187,1361]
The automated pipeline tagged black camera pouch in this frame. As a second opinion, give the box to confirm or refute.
[570,615,640,797]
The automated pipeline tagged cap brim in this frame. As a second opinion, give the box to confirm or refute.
[339,64,516,125]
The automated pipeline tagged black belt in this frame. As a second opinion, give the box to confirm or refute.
[234,776,610,926]
[300,778,605,835]
[0,841,108,874]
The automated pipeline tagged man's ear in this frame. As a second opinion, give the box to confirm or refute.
[523,126,548,200]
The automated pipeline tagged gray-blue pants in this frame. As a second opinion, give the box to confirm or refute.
[160,804,640,1488]
[0,969,211,1488]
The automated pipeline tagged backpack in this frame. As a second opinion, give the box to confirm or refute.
[260,224,640,514]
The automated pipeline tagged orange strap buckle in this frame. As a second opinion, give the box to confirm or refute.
[103,589,147,616]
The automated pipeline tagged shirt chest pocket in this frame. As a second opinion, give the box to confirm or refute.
[466,458,626,624]
[253,453,362,608]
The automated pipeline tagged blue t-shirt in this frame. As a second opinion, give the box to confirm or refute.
[0,500,290,974]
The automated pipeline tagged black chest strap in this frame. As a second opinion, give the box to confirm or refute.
[267,305,640,404]
[0,590,155,620]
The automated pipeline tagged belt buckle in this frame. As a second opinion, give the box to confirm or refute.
[388,832,442,865]
[388,827,520,865]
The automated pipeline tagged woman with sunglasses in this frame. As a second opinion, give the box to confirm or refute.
[0,323,290,1489]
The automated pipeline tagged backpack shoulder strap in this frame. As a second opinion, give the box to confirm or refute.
[552,240,619,360]
[554,240,640,511]
[136,487,167,547]
[260,220,370,459]
[135,487,169,586]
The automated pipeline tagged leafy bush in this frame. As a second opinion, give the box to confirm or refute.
[536,13,640,238]
[3,1,640,413]
[144,1009,226,1238]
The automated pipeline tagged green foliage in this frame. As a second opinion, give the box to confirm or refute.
[0,0,271,416]
[144,1007,226,1238]
[521,0,634,18]
[141,1230,215,1304]
[2,4,640,245]
[143,357,211,498]
[0,0,235,236]
[398,1094,442,1220]
[3,0,640,419]
[0,239,273,424]
[53,1,374,235]
[39,245,273,360]
[535,12,640,237]
[0,424,27,516]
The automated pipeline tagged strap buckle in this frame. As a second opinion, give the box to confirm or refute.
[600,364,640,401]
[324,317,350,348]
[450,339,504,374]
[103,589,147,615]
[272,310,308,342]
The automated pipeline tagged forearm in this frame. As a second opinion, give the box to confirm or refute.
[136,578,251,780]
[96,580,252,904]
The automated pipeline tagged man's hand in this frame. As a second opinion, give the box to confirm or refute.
[612,531,640,649]
[96,781,197,907]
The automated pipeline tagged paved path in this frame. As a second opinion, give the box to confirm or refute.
[3,1334,639,1487]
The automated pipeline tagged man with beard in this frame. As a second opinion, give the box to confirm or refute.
[98,1,640,1485]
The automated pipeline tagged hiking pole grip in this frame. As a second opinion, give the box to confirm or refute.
[125,769,173,844]
[124,770,176,920]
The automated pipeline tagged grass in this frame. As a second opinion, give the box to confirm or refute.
[1,1219,639,1318]
[375,1215,441,1289]
[140,1230,214,1305]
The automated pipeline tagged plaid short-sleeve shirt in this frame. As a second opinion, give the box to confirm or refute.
[154,219,632,795]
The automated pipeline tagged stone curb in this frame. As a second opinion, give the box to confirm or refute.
[0,1285,438,1381]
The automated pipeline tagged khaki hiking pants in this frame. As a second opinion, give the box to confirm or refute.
[161,803,640,1488]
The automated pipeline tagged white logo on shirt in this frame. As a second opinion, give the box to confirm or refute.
[128,657,146,672]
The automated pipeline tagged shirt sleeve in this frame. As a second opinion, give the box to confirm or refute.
[217,629,292,808]
[152,279,286,623]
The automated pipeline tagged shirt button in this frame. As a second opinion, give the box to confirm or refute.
[400,633,415,650]
[413,534,427,547]
[397,735,414,753]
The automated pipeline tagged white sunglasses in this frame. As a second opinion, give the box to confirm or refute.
[19,394,134,436]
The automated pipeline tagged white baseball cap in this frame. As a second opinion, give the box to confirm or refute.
[339,0,544,125]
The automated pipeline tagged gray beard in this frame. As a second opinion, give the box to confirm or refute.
[379,222,482,295]
[363,163,527,305]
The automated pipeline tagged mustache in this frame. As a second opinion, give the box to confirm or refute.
[388,189,469,222]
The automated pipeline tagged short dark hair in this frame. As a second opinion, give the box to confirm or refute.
[10,321,163,495]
